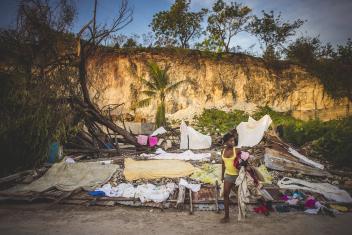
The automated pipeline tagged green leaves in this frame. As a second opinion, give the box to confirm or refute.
[137,61,193,127]
[150,0,207,48]
[250,10,304,60]
[206,0,252,52]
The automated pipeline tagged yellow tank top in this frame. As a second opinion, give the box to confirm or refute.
[222,147,238,176]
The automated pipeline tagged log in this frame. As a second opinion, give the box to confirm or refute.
[0,170,34,185]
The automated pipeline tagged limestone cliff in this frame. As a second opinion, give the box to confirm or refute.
[87,49,351,122]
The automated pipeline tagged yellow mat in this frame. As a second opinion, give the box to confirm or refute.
[124,158,196,181]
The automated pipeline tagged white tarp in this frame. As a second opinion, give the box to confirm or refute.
[179,178,201,192]
[278,177,352,203]
[94,183,176,203]
[141,148,211,161]
[180,121,212,149]
[4,161,119,193]
[288,147,324,170]
[151,127,167,136]
[236,115,272,147]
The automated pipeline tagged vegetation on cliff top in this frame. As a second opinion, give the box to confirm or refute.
[193,107,352,168]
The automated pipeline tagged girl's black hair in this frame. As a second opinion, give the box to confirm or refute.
[222,129,238,145]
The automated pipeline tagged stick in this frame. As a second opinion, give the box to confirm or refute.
[189,188,193,215]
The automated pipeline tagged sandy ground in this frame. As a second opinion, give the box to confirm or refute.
[0,203,351,235]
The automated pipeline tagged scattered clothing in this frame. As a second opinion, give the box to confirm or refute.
[148,136,158,147]
[329,204,349,212]
[255,165,273,185]
[287,198,299,205]
[191,164,222,185]
[137,135,148,145]
[235,167,250,221]
[278,177,352,203]
[236,115,272,147]
[288,147,324,170]
[305,196,316,208]
[179,179,201,192]
[124,158,195,181]
[88,191,106,197]
[142,149,211,161]
[65,157,75,164]
[3,161,119,192]
[151,127,167,136]
[180,121,211,150]
[93,183,176,203]
[253,205,269,216]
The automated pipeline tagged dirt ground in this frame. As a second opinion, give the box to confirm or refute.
[0,203,351,235]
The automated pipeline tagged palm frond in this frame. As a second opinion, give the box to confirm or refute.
[140,90,157,97]
[139,77,156,90]
[147,61,170,89]
[165,79,190,93]
[137,98,152,108]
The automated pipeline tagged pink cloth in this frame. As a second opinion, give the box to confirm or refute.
[137,135,148,145]
[305,199,316,208]
[240,151,250,161]
[148,136,158,147]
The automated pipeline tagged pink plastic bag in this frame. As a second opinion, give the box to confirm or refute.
[149,136,158,147]
[137,135,148,145]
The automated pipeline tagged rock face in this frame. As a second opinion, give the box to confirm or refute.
[87,50,351,122]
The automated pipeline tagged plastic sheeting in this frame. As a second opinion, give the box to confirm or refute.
[141,148,211,161]
[236,115,272,147]
[151,127,167,136]
[124,158,196,181]
[94,183,176,203]
[288,147,324,170]
[278,177,352,203]
[179,178,201,192]
[180,121,212,150]
[4,161,119,193]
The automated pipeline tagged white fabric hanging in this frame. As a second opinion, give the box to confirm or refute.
[236,115,272,147]
[179,120,211,149]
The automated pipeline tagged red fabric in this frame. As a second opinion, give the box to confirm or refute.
[254,205,269,214]
[233,151,241,169]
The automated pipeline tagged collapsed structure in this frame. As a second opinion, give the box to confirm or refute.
[0,115,351,219]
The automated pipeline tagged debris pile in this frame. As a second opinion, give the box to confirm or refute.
[1,115,351,218]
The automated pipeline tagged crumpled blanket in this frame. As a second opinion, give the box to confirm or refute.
[278,177,352,203]
[3,161,119,193]
[94,183,177,203]
[141,148,211,161]
[235,167,263,220]
[124,158,195,181]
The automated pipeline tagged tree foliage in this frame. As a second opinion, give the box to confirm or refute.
[206,0,251,52]
[0,0,77,176]
[150,0,207,48]
[250,10,304,60]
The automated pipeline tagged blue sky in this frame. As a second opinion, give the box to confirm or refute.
[0,0,351,54]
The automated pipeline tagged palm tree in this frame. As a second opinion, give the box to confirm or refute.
[138,61,189,127]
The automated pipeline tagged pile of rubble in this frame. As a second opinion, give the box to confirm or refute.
[0,116,351,217]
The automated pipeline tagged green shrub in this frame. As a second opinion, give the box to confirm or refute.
[193,107,352,167]
[193,108,247,134]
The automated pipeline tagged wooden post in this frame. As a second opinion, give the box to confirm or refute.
[176,185,186,210]
[215,180,220,213]
[189,188,193,215]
